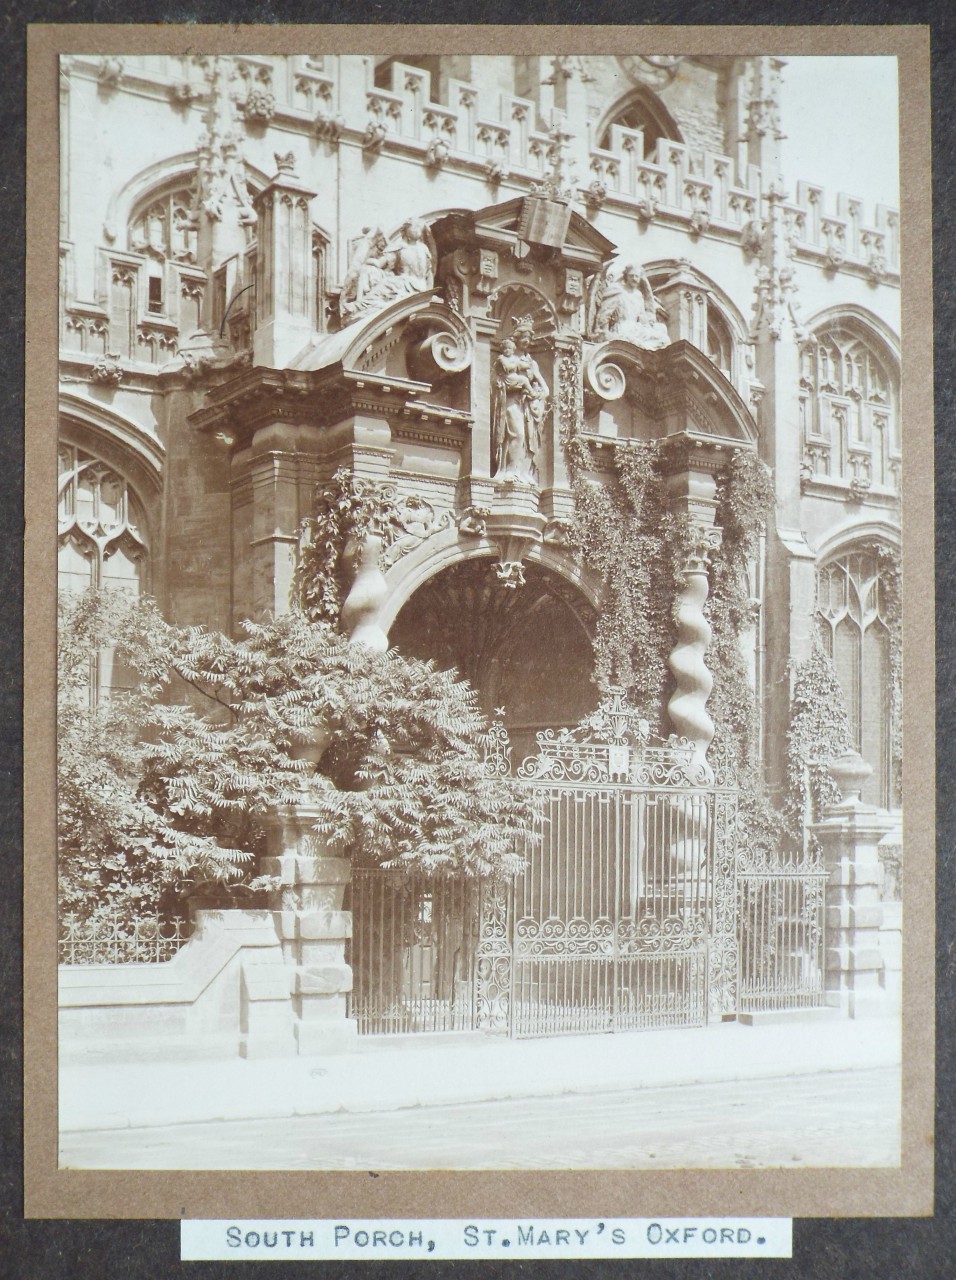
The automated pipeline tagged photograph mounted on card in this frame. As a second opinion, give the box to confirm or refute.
[23,22,933,1221]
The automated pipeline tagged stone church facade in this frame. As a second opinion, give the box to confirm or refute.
[57,52,902,1052]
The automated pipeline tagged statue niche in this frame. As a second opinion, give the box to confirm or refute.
[339,217,437,324]
[491,317,550,486]
[587,262,670,351]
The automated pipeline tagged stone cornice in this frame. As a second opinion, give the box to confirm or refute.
[189,363,472,447]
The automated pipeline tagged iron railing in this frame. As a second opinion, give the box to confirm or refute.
[346,870,486,1035]
[58,916,190,965]
[737,863,828,1012]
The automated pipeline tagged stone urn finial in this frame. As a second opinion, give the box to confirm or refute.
[828,749,873,807]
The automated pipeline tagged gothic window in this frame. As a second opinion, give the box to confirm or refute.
[706,307,734,382]
[800,326,900,493]
[129,187,198,264]
[596,89,682,156]
[816,546,900,809]
[58,444,148,697]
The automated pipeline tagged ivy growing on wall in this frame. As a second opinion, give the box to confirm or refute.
[296,468,401,624]
[562,374,775,772]
[784,639,853,837]
[783,538,902,833]
[568,440,686,725]
[560,377,788,842]
[871,540,903,799]
[706,449,776,783]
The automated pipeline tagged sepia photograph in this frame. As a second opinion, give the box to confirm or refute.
[36,34,927,1198]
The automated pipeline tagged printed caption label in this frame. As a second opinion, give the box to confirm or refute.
[181,1217,792,1260]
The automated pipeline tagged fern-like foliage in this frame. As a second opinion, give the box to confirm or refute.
[58,592,536,925]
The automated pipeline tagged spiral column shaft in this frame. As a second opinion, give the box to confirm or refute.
[660,448,724,780]
[667,559,716,773]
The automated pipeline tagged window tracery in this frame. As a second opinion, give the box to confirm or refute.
[596,89,682,156]
[58,445,149,698]
[58,445,147,595]
[129,186,199,264]
[816,545,900,809]
[706,307,734,382]
[800,326,900,495]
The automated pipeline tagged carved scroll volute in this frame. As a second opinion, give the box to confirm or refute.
[405,310,475,384]
[584,345,628,403]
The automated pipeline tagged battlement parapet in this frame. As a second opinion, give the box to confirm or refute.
[65,54,900,279]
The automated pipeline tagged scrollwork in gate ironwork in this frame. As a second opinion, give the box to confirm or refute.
[508,688,739,791]
[482,719,512,779]
[475,881,512,1031]
[617,913,707,956]
[477,690,751,1028]
[513,915,614,957]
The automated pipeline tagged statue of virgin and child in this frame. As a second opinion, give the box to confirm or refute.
[491,318,550,486]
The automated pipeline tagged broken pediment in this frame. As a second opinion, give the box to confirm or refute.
[433,197,617,269]
[583,338,758,448]
[289,292,473,389]
[431,198,616,334]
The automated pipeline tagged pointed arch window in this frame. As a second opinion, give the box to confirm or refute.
[800,325,900,494]
[129,185,199,265]
[596,88,683,158]
[816,545,901,809]
[58,445,148,698]
[706,306,734,382]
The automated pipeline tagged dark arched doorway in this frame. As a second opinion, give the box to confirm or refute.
[389,557,597,761]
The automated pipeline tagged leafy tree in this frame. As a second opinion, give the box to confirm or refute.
[57,591,254,924]
[58,592,535,924]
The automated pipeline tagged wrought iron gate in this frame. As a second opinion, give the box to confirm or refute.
[497,707,739,1037]
[345,695,826,1037]
[737,849,828,1013]
[347,869,486,1034]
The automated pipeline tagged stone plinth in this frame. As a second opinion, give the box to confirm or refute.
[811,751,897,1019]
[262,802,357,1055]
[59,906,296,1063]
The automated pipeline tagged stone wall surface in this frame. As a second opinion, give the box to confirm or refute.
[59,909,294,1064]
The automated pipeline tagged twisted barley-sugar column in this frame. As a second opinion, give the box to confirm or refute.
[667,527,720,782]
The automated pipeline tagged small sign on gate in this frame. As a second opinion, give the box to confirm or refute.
[608,744,630,779]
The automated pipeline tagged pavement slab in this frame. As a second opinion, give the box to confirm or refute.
[59,1014,901,1140]
[60,1065,901,1171]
